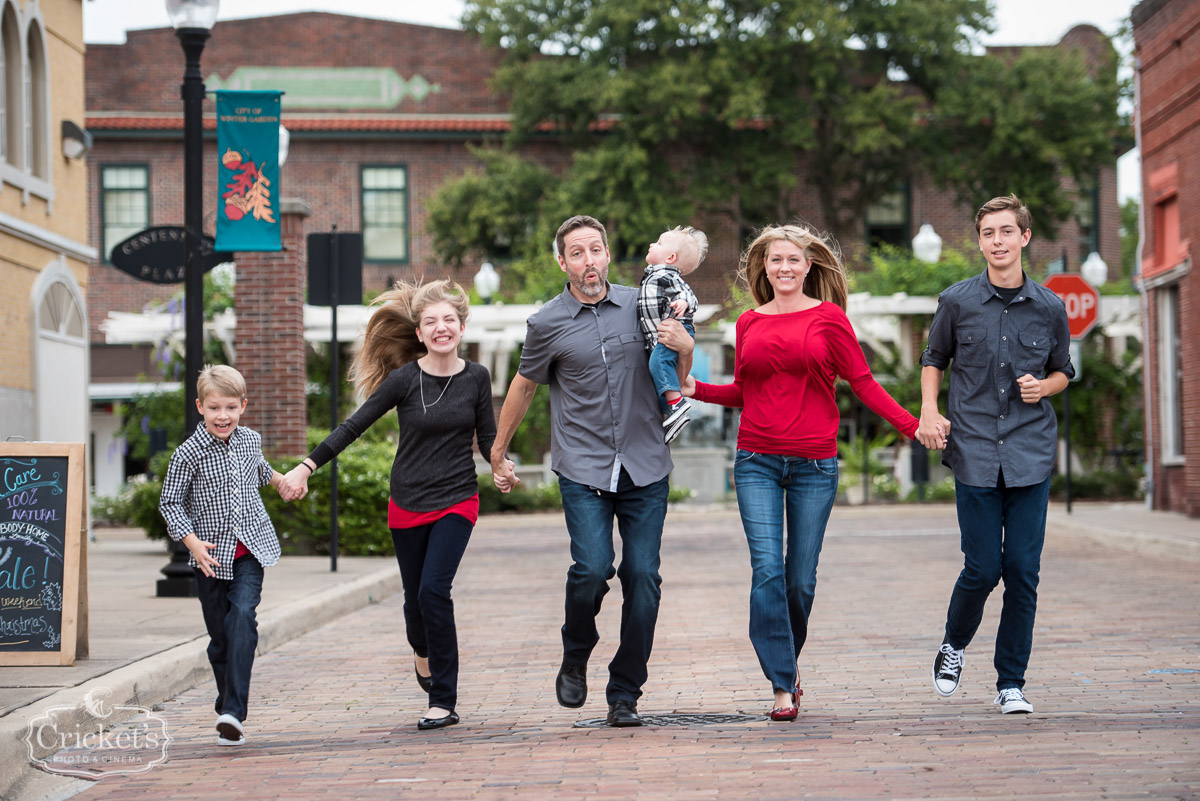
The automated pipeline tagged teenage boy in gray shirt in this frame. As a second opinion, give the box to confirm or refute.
[490,215,693,728]
[918,194,1074,715]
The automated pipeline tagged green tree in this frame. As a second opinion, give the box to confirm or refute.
[445,0,1120,258]
[926,43,1123,240]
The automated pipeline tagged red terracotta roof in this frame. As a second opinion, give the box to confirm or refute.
[85,115,617,134]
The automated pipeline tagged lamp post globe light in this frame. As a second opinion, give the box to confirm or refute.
[1081,251,1108,287]
[474,261,500,304]
[168,0,219,431]
[912,223,942,264]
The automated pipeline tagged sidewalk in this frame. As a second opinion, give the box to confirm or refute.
[1,501,1196,800]
[1,527,402,801]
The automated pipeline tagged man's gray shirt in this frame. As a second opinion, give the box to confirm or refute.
[920,270,1075,488]
[518,282,673,491]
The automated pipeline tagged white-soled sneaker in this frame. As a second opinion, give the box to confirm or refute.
[664,413,691,444]
[215,713,244,744]
[662,399,693,429]
[994,687,1033,714]
[933,642,965,697]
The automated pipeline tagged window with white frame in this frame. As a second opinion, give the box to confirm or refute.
[101,166,150,262]
[0,2,52,198]
[1158,283,1184,462]
[361,165,409,262]
[26,18,46,179]
[1,2,19,168]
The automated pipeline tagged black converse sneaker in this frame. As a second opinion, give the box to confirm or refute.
[933,642,965,697]
[994,687,1033,714]
[663,399,693,444]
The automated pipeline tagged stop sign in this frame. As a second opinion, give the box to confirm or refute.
[1044,273,1099,339]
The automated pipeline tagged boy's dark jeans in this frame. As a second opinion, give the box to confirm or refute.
[944,473,1051,691]
[195,554,264,723]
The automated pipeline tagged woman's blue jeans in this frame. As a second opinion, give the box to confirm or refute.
[734,450,839,693]
[557,470,669,704]
[945,472,1051,691]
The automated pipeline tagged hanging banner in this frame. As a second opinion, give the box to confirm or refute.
[215,90,282,252]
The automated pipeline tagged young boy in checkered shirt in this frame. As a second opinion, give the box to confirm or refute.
[159,365,299,746]
[638,225,708,443]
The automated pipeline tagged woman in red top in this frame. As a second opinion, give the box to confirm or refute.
[684,225,920,720]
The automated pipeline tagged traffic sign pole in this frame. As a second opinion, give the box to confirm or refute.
[1042,274,1101,516]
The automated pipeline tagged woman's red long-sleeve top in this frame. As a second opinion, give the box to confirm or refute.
[692,303,919,458]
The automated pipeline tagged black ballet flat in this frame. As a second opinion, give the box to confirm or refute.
[417,711,459,731]
[414,666,433,694]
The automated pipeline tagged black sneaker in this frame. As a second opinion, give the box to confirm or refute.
[664,413,691,444]
[994,687,1033,714]
[662,399,692,428]
[933,642,964,697]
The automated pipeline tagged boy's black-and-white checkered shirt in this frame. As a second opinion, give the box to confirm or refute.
[637,263,699,347]
[159,422,281,580]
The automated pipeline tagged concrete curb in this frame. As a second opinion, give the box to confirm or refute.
[0,564,401,801]
[1050,512,1200,562]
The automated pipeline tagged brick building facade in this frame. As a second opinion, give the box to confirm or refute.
[1133,0,1199,516]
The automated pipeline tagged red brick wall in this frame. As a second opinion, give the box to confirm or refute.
[1134,0,1200,516]
[234,201,309,457]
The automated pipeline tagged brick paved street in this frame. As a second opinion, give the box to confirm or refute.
[68,507,1199,800]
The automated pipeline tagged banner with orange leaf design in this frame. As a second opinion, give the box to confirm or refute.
[215,91,282,252]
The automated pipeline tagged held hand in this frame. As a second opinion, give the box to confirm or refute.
[1017,374,1043,404]
[656,317,694,354]
[680,375,697,398]
[490,457,521,494]
[184,534,219,578]
[280,465,310,501]
[668,298,688,318]
[916,409,950,450]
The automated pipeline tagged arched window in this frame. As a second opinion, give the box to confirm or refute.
[1,1,20,169]
[26,18,47,179]
[32,260,88,444]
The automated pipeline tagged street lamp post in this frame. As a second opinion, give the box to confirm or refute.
[158,0,218,599]
[167,0,219,430]
[474,261,500,304]
[912,223,943,264]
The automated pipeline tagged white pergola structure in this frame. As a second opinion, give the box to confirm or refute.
[99,302,726,398]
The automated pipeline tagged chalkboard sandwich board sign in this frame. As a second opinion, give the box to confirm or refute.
[0,442,88,666]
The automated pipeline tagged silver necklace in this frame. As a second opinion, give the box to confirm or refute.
[419,369,453,414]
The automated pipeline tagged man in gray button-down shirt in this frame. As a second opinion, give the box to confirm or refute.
[917,194,1074,716]
[490,215,693,727]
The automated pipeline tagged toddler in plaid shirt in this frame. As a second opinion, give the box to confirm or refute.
[638,226,708,443]
[159,365,298,746]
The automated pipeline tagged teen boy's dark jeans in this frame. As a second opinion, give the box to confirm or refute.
[944,473,1051,691]
[195,554,264,723]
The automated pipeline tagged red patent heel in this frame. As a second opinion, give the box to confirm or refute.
[769,686,802,721]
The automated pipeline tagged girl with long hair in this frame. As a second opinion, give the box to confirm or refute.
[283,280,502,730]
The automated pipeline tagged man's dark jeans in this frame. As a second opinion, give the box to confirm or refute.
[195,554,264,722]
[558,470,669,704]
[945,472,1051,691]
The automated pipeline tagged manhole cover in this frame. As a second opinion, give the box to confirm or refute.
[573,713,768,728]
[1148,668,1197,675]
